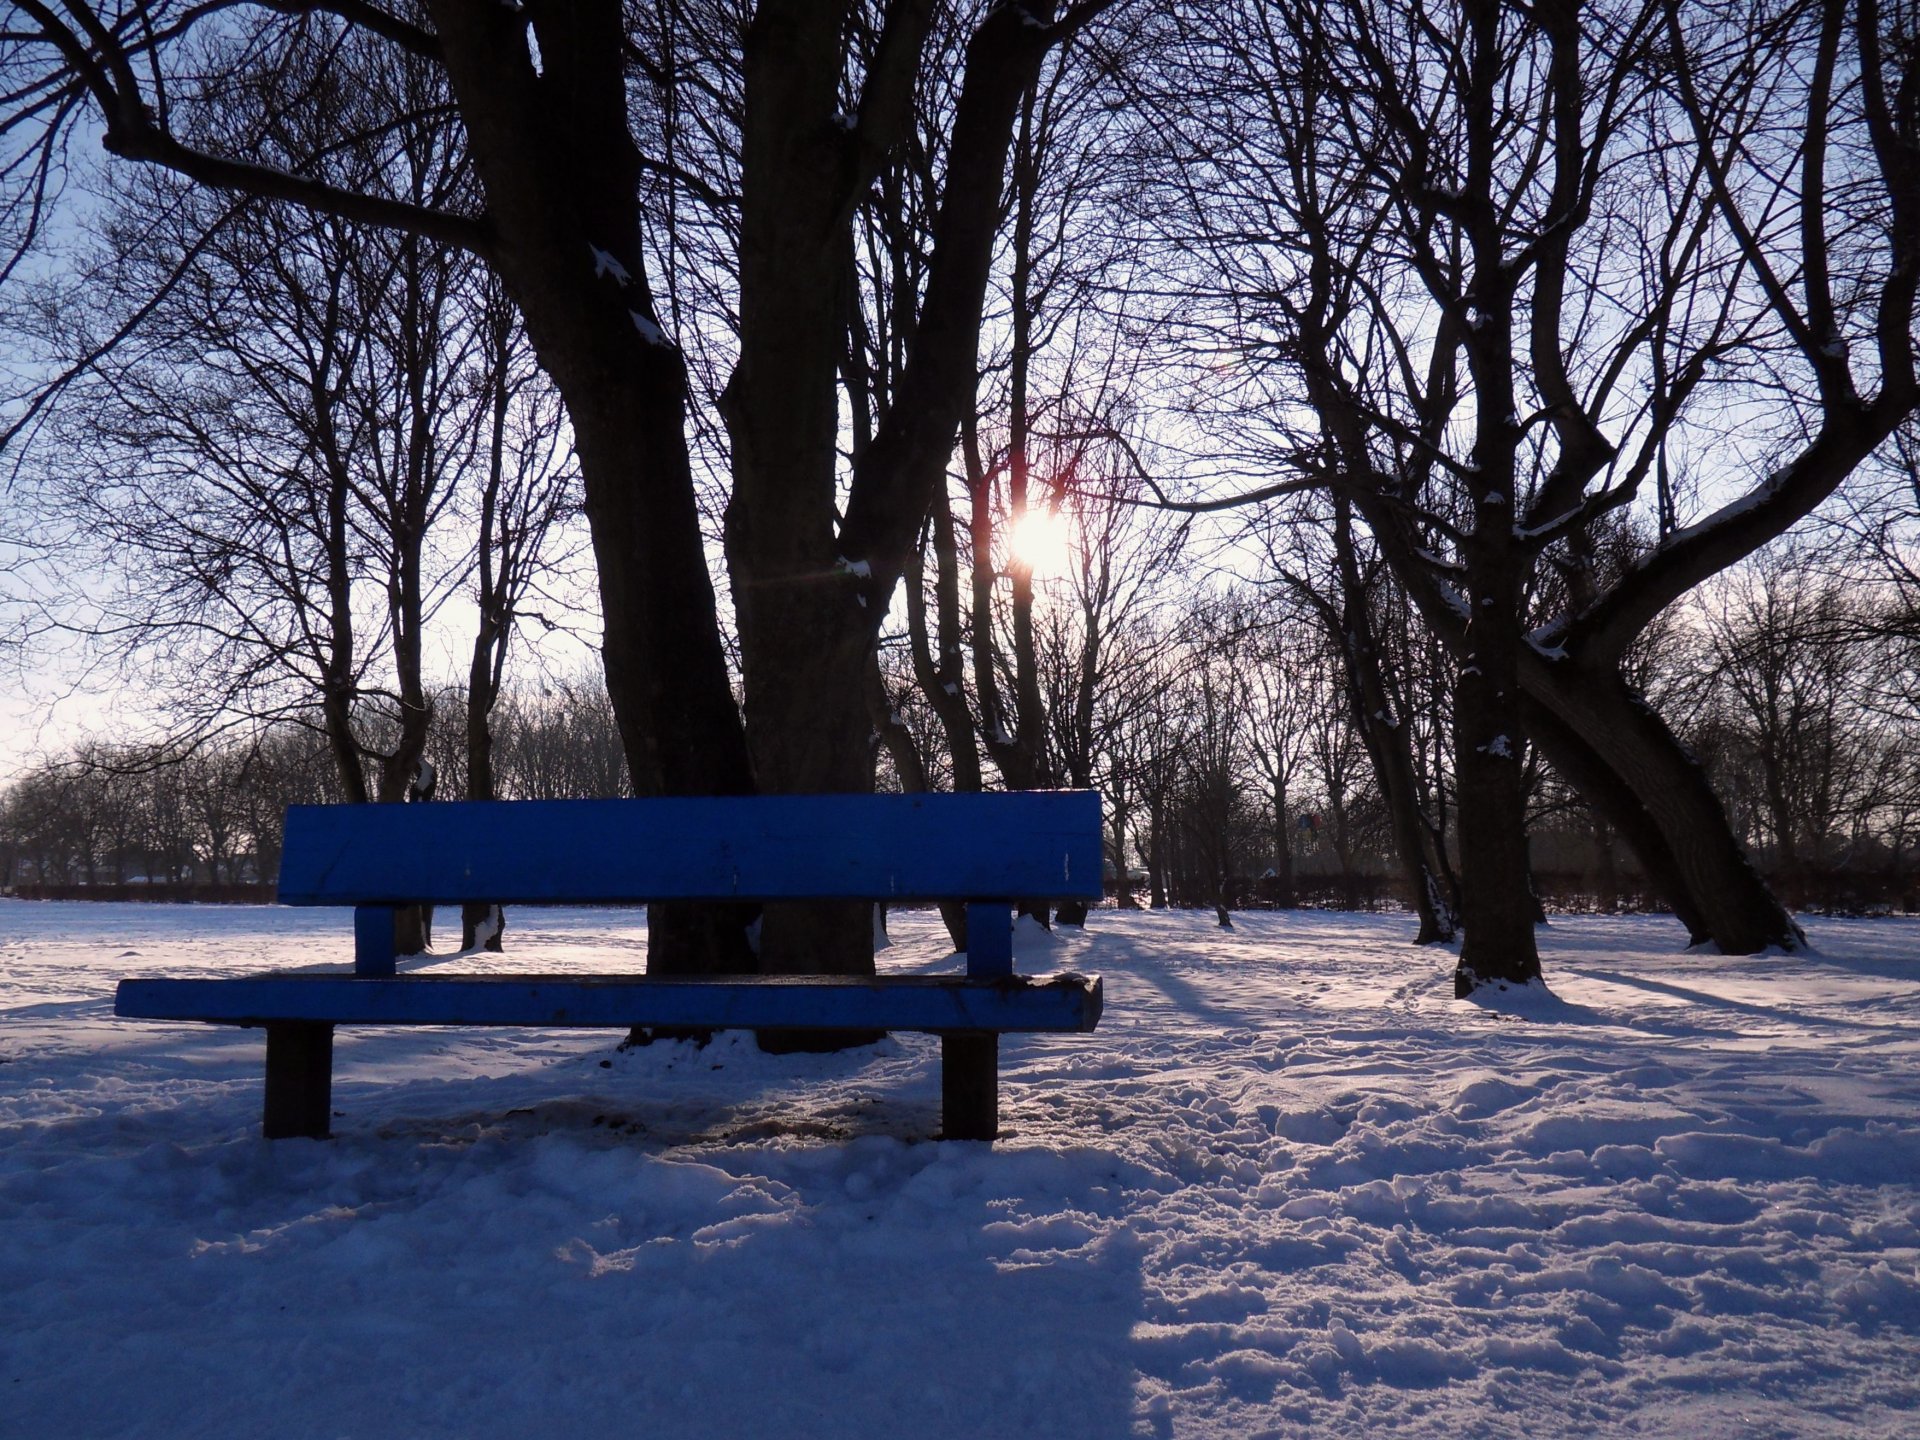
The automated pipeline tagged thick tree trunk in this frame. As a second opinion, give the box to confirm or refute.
[1453,650,1541,991]
[1451,48,1541,995]
[1451,0,1542,995]
[1523,662,1802,952]
[431,1,757,978]
[435,0,1075,991]
[1518,696,1710,941]
[722,2,879,1005]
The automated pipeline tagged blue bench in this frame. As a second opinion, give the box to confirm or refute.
[115,791,1104,1142]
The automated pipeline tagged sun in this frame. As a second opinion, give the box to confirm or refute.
[1008,507,1072,578]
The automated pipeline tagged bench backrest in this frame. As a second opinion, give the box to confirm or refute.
[276,791,1104,906]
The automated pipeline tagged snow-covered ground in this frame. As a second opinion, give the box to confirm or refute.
[3,900,1918,1440]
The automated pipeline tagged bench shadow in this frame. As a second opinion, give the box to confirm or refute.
[578,1156,1145,1440]
[6,1037,1148,1440]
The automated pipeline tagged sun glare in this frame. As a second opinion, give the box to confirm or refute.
[1008,507,1072,578]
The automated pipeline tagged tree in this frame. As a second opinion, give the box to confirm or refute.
[1684,544,1909,905]
[19,37,506,948]
[457,280,579,949]
[1129,0,1920,987]
[6,0,1115,986]
[1262,503,1462,942]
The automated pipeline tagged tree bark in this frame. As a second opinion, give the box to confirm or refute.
[1518,695,1710,941]
[430,2,757,976]
[1320,505,1458,943]
[1522,660,1802,951]
[1449,0,1540,994]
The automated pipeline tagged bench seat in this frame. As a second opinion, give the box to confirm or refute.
[114,790,1106,1143]
[115,970,1103,1032]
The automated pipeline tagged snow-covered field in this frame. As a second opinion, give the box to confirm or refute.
[3,900,1918,1440]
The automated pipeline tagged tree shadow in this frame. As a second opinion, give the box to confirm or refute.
[1458,979,1616,1027]
[1561,968,1913,1034]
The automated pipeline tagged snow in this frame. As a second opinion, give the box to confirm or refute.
[590,245,631,286]
[1526,622,1570,661]
[1649,470,1787,556]
[5,901,1919,1438]
[629,310,669,347]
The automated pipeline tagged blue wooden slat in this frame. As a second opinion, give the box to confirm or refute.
[276,792,1104,906]
[966,902,1013,978]
[354,906,397,977]
[115,973,1104,1034]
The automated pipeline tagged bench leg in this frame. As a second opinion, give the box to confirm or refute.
[263,1023,334,1140]
[942,1032,998,1141]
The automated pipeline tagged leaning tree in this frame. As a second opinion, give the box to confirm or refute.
[1130,0,1920,988]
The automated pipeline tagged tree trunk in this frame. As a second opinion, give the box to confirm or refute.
[907,507,984,797]
[1523,661,1802,952]
[461,296,519,955]
[435,0,1076,990]
[1324,502,1459,943]
[1148,803,1169,909]
[867,651,967,953]
[462,632,506,952]
[1451,0,1542,996]
[1453,654,1540,991]
[1591,816,1619,914]
[1271,782,1298,910]
[1516,697,1699,935]
[1111,802,1140,910]
[431,1,757,977]
[721,2,879,1007]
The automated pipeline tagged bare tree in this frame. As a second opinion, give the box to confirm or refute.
[1125,0,1920,987]
[458,279,579,949]
[5,0,1116,987]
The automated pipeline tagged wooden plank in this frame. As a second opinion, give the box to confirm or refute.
[263,1023,333,1140]
[966,902,1014,977]
[116,972,1104,1034]
[942,1032,998,1141]
[276,792,1104,906]
[353,906,397,977]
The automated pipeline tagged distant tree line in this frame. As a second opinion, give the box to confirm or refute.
[9,530,1916,919]
[0,681,627,899]
[6,1,1920,997]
